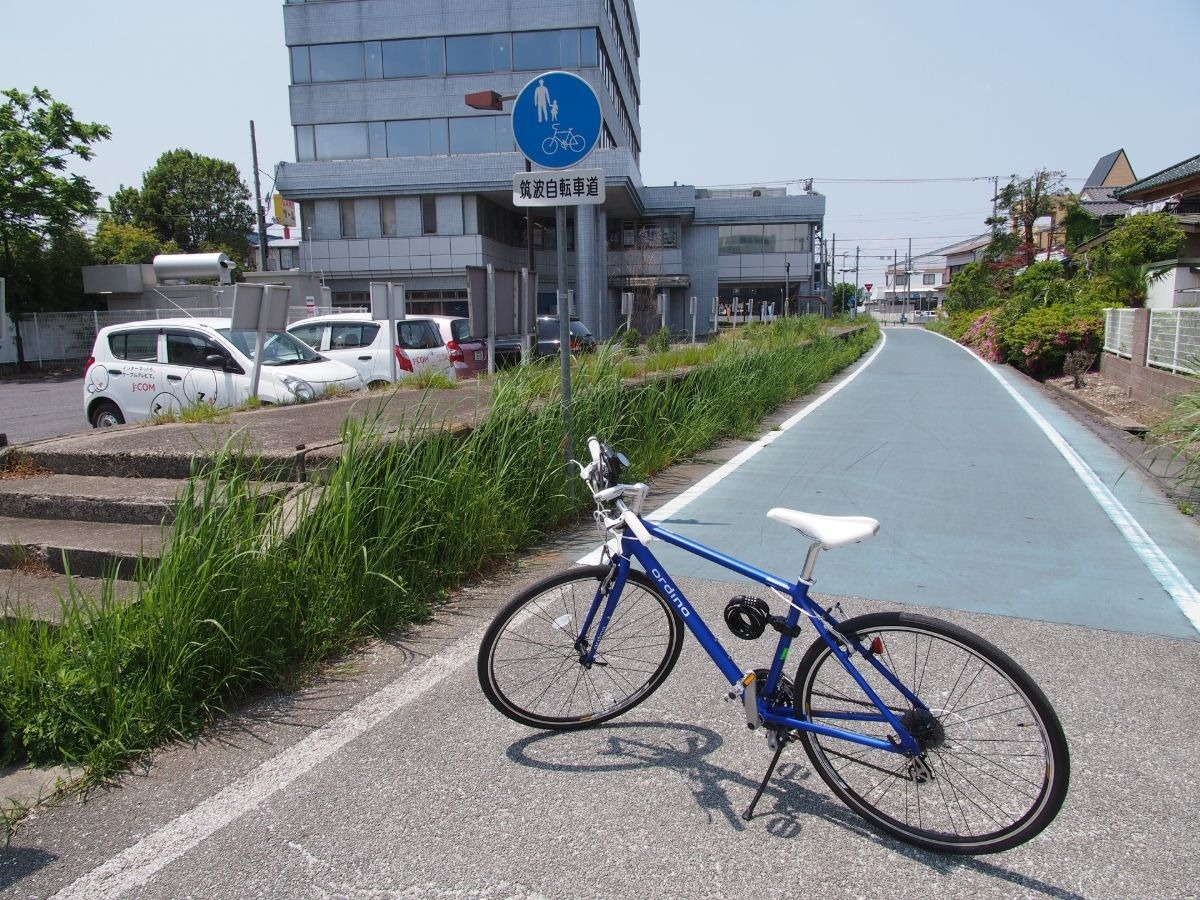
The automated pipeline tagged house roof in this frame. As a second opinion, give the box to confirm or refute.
[928,232,992,257]
[1081,201,1133,217]
[1085,150,1126,188]
[1115,152,1200,201]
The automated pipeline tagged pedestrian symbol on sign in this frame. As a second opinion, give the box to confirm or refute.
[512,71,602,170]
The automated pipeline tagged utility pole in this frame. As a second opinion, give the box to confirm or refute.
[853,246,860,319]
[829,233,836,317]
[991,175,1000,233]
[906,237,913,322]
[250,121,269,273]
[893,249,898,323]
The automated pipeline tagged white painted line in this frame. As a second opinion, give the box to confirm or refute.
[53,629,486,899]
[577,332,888,564]
[935,332,1200,635]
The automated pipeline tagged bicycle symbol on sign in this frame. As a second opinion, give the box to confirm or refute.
[542,125,586,155]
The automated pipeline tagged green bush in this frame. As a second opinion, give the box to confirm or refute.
[620,327,640,352]
[1001,303,1104,379]
[647,327,671,354]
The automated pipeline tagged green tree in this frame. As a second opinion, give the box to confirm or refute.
[114,149,254,257]
[832,281,856,313]
[1011,259,1071,309]
[92,217,165,264]
[1060,199,1102,250]
[1102,211,1186,268]
[944,261,1002,313]
[0,86,110,365]
[993,169,1068,266]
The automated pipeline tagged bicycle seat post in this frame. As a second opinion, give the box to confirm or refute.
[800,540,822,584]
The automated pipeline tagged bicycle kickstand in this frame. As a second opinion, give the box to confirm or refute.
[741,733,789,822]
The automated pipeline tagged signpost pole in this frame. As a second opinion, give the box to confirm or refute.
[510,70,604,477]
[556,205,574,469]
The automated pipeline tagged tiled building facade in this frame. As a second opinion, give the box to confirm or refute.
[275,0,825,337]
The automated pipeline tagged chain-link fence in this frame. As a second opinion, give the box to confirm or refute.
[0,307,346,369]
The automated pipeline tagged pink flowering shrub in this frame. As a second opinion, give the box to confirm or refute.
[959,310,1005,363]
[1002,306,1102,379]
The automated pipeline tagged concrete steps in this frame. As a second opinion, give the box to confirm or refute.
[0,472,293,621]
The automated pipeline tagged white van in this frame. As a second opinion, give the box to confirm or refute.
[287,313,457,388]
[84,318,364,428]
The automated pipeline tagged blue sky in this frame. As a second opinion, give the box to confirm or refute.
[2,0,1197,287]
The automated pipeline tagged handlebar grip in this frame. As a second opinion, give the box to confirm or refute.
[587,436,602,465]
[622,509,654,545]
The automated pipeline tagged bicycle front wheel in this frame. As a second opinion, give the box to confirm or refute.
[478,566,684,730]
[795,612,1069,854]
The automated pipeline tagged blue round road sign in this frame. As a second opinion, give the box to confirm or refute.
[512,71,602,170]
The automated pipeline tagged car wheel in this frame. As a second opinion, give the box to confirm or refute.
[90,401,125,428]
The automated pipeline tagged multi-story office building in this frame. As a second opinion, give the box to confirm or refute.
[275,0,824,337]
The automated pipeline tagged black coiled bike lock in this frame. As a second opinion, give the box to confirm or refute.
[723,595,771,640]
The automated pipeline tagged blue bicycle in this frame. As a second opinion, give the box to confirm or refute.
[478,438,1070,854]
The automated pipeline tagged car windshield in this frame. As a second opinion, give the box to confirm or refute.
[218,328,323,365]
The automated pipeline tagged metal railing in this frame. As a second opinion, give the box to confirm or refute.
[1147,308,1200,376]
[1103,308,1135,358]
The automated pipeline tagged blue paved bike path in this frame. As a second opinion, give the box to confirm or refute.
[650,327,1200,639]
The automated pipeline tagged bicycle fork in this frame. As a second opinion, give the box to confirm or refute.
[574,561,625,667]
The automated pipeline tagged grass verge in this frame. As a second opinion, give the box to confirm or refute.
[0,318,878,782]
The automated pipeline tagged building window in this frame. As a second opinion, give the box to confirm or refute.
[923,273,936,285]
[295,125,315,162]
[386,119,433,157]
[717,224,807,255]
[581,28,600,67]
[309,43,365,82]
[382,37,445,77]
[421,197,437,235]
[449,117,499,154]
[340,200,357,239]
[315,123,369,160]
[291,46,311,83]
[513,30,566,70]
[447,34,498,74]
[381,197,398,237]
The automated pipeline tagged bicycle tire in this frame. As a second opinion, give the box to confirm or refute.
[568,133,586,152]
[541,136,558,154]
[478,565,684,730]
[794,612,1069,854]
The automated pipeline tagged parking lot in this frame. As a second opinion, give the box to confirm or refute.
[0,371,88,445]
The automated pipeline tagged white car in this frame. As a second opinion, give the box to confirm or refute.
[287,313,457,388]
[84,317,364,428]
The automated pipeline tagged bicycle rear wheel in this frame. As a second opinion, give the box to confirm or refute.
[794,612,1069,854]
[478,566,684,730]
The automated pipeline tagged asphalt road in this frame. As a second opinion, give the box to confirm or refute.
[5,328,1200,898]
[0,372,87,445]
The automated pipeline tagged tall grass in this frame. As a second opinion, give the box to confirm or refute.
[1152,388,1200,498]
[0,318,877,778]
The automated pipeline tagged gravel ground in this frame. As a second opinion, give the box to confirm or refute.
[1044,372,1172,426]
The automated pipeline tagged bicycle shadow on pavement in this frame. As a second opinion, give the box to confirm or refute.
[505,721,1086,899]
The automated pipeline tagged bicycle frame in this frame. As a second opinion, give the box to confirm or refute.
[579,515,928,757]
